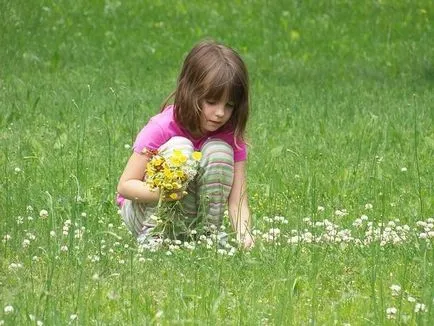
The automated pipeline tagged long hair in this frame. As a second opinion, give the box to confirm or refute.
[162,40,249,142]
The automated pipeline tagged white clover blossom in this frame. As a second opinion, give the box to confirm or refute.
[386,307,397,319]
[407,296,416,303]
[334,209,348,217]
[390,284,401,296]
[364,203,373,210]
[39,209,49,218]
[4,305,14,314]
[414,303,427,313]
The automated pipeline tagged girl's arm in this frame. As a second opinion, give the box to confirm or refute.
[228,161,254,248]
[117,152,160,204]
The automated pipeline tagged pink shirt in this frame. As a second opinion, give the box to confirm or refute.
[117,105,247,206]
[133,105,247,160]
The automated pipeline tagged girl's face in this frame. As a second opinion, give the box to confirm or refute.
[199,98,234,134]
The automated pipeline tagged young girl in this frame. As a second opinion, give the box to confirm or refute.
[117,40,253,248]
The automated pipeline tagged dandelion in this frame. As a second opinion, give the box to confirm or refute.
[4,305,14,314]
[39,209,49,219]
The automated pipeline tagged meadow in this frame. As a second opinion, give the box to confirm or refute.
[1,0,433,324]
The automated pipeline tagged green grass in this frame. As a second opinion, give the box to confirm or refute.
[1,0,433,324]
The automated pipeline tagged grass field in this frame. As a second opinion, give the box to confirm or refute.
[1,0,433,324]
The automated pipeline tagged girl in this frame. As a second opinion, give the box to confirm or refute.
[117,40,253,248]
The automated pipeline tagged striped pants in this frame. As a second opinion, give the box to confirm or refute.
[121,136,234,238]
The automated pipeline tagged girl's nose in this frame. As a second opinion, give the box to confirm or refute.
[215,103,225,117]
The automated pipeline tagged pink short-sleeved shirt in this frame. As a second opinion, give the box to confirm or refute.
[117,105,247,206]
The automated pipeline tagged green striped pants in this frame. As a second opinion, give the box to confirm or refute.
[121,136,234,238]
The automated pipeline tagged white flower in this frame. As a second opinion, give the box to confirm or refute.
[407,296,416,303]
[390,284,401,296]
[37,321,44,326]
[22,239,30,248]
[70,314,78,321]
[81,212,87,217]
[60,245,68,252]
[400,167,407,172]
[14,167,22,173]
[92,273,100,281]
[386,307,397,319]
[414,303,427,313]
[317,206,325,212]
[4,305,14,314]
[9,262,23,270]
[334,209,348,217]
[3,234,12,242]
[39,209,49,219]
[124,144,131,149]
[50,230,56,237]
[364,203,373,210]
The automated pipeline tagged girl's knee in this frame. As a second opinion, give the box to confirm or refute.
[159,136,194,157]
[201,139,234,165]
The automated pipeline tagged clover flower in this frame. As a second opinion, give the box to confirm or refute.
[414,303,427,313]
[386,307,397,319]
[3,305,14,314]
[390,284,401,296]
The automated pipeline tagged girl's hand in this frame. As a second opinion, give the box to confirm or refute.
[237,232,254,249]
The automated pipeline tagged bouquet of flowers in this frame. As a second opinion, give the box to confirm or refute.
[145,149,202,238]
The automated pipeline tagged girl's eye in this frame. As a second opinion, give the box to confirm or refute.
[226,102,235,109]
[206,100,216,105]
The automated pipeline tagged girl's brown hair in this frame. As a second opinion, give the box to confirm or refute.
[162,40,249,142]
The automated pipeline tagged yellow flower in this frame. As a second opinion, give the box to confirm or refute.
[170,150,187,166]
[169,193,178,200]
[192,151,202,161]
[152,155,164,166]
[172,182,182,189]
